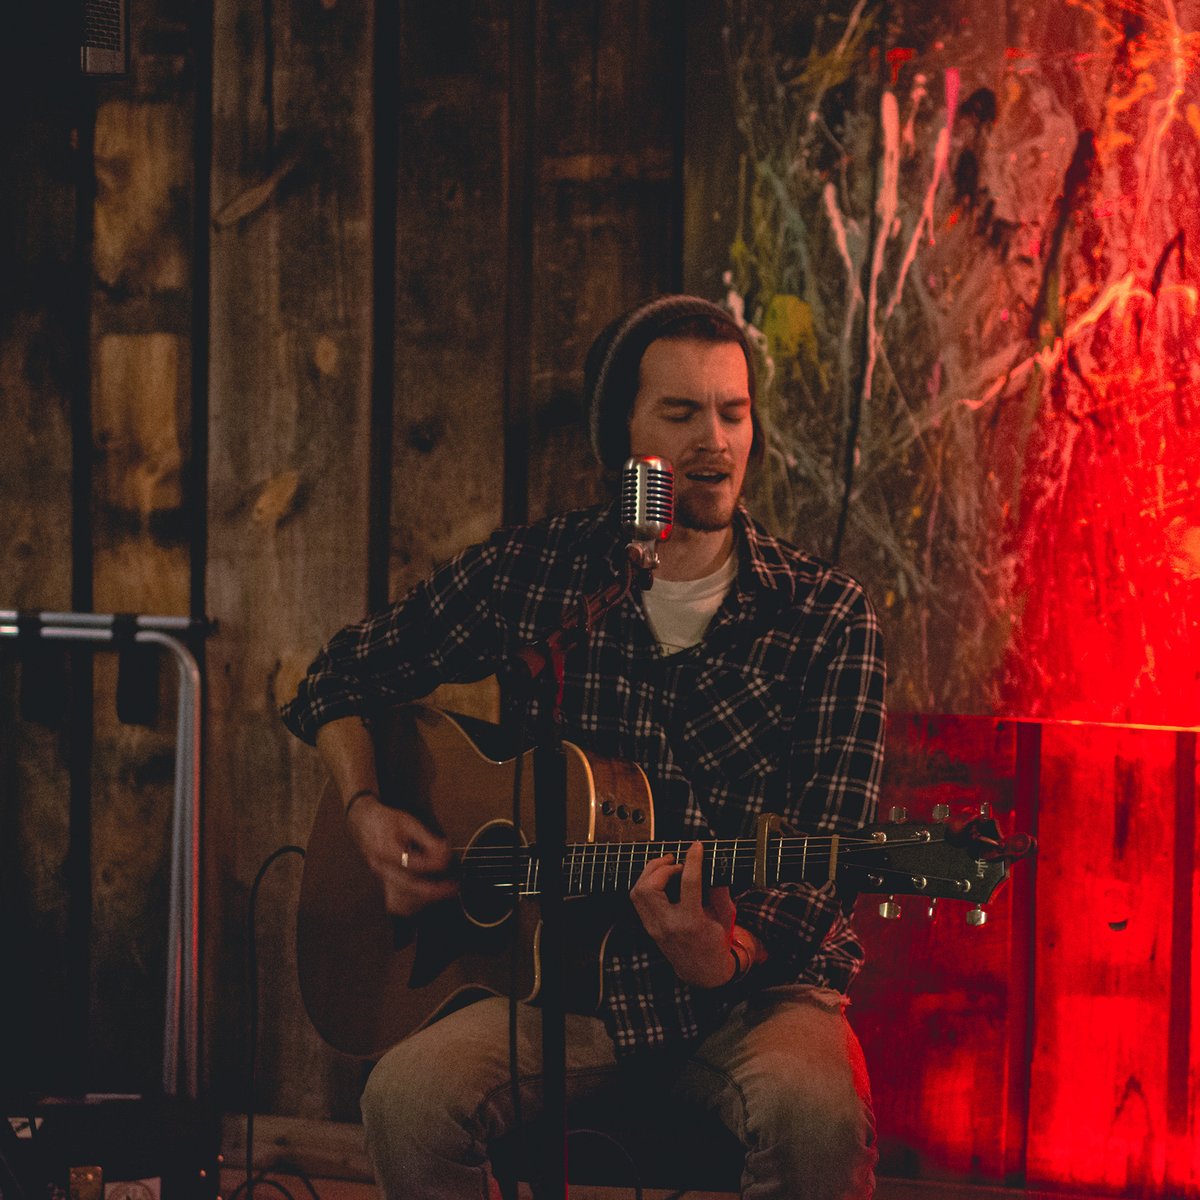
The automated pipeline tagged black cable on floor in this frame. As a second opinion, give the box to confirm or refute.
[243,844,307,1200]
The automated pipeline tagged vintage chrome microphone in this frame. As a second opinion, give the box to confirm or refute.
[620,455,673,577]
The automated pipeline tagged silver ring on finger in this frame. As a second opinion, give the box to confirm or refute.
[400,849,409,870]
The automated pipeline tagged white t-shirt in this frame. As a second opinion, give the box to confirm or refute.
[640,549,739,655]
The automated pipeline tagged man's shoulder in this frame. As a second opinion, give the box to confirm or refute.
[489,503,614,552]
[480,503,617,585]
[738,511,875,618]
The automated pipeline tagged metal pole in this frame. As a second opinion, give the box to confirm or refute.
[0,610,207,1097]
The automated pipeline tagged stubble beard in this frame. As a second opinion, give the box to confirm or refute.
[675,487,738,533]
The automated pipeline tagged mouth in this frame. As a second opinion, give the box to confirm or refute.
[683,469,730,486]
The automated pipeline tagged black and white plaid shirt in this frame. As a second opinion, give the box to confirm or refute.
[281,503,886,1057]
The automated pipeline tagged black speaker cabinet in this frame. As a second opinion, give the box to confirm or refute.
[1,1095,218,1200]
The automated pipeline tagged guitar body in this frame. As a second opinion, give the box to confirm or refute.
[297,704,654,1058]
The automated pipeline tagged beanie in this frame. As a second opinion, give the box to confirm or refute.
[583,294,758,470]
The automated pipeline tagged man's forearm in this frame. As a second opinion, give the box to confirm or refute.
[315,715,380,814]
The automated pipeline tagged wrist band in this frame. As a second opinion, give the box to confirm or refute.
[344,788,378,818]
[724,926,753,984]
[727,937,753,984]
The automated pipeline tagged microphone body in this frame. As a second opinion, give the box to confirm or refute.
[620,455,673,578]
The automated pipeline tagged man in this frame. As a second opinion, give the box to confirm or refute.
[282,295,885,1199]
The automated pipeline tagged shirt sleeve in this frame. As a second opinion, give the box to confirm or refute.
[279,533,507,745]
[732,584,887,978]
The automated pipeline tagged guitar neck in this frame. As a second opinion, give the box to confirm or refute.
[487,835,833,897]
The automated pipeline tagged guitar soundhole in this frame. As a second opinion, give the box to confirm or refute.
[460,820,526,929]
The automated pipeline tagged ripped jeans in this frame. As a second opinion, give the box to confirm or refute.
[360,985,877,1200]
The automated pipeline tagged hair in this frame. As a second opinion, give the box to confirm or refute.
[584,295,762,470]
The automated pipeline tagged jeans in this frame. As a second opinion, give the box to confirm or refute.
[360,986,877,1199]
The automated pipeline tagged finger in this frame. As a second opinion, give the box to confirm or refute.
[678,841,705,910]
[401,841,454,876]
[631,857,683,897]
[393,812,452,863]
[708,886,736,926]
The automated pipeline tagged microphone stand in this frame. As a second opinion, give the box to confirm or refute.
[502,548,654,1199]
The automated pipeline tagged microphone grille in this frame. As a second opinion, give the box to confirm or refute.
[621,456,674,541]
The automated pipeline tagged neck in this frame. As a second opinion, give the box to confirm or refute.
[654,524,735,581]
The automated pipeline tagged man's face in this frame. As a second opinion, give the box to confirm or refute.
[627,337,753,532]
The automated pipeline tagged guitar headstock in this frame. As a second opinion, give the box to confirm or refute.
[838,807,1036,923]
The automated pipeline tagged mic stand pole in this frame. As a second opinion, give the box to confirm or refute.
[503,555,647,1199]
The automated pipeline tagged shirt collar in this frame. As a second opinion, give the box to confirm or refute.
[731,504,797,605]
[592,499,797,604]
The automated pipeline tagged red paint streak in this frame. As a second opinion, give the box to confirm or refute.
[887,47,916,85]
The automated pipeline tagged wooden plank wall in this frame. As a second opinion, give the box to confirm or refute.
[206,0,377,1120]
[859,718,1200,1197]
[857,716,1021,1183]
[86,0,197,1090]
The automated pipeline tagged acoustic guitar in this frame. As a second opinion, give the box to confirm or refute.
[297,703,1030,1058]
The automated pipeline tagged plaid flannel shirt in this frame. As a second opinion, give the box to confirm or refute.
[281,503,886,1057]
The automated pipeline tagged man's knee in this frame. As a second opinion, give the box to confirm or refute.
[361,1008,509,1151]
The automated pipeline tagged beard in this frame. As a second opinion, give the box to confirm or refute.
[675,486,738,533]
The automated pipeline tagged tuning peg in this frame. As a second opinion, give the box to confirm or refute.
[966,905,988,927]
[932,802,950,821]
[878,896,901,920]
[889,804,908,823]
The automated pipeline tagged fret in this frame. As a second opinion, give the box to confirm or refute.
[801,835,807,883]
[588,839,597,894]
[776,834,782,886]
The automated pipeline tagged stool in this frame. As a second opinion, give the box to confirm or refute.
[491,1091,744,1197]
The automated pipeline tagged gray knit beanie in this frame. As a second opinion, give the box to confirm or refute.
[583,294,760,470]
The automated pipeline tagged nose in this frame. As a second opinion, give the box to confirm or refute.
[693,405,728,453]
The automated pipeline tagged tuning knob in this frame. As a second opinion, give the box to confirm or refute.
[932,802,950,821]
[966,905,988,927]
[878,896,901,920]
[889,804,908,822]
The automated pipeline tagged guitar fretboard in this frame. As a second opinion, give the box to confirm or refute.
[464,835,830,896]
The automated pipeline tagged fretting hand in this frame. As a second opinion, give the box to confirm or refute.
[630,840,739,988]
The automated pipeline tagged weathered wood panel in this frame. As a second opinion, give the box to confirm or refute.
[207,0,375,1119]
[856,715,1021,1182]
[388,3,509,599]
[682,0,741,302]
[1026,725,1180,1195]
[527,0,685,522]
[0,10,86,1091]
[87,10,196,1085]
